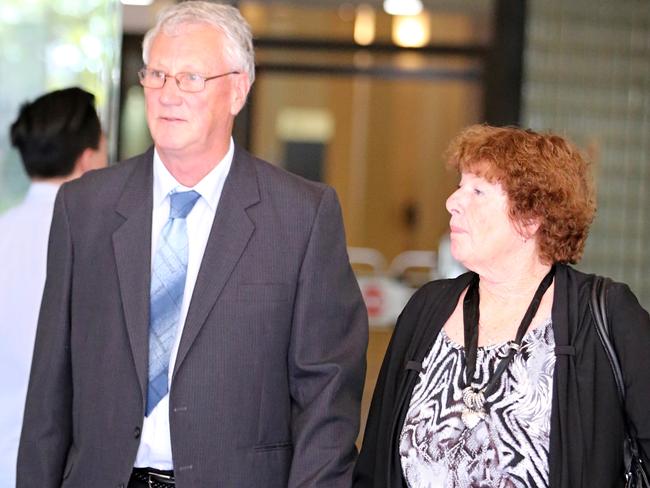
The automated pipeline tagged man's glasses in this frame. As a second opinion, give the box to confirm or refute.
[138,68,240,93]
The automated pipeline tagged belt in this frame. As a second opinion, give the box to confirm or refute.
[130,468,175,488]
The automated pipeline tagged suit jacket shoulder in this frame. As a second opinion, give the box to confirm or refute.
[234,147,330,207]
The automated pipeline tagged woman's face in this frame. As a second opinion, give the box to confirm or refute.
[445,171,529,272]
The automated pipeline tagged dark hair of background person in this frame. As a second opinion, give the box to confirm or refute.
[9,87,102,179]
[445,124,596,265]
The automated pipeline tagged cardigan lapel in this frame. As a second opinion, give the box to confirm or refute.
[549,263,584,487]
[172,146,260,379]
[112,149,154,405]
[388,273,474,486]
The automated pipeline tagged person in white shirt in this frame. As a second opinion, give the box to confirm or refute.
[0,87,107,488]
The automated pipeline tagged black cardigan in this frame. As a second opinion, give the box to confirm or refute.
[354,264,650,488]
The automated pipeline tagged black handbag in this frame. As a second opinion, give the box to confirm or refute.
[590,276,650,488]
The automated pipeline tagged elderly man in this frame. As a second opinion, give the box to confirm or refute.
[17,2,367,488]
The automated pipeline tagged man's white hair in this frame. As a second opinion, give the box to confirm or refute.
[142,1,255,87]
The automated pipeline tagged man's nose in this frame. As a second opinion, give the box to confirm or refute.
[159,76,183,104]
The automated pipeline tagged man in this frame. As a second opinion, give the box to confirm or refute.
[17,3,368,488]
[0,87,107,487]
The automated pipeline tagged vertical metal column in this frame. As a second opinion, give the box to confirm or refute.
[484,0,527,126]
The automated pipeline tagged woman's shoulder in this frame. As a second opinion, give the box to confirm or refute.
[394,273,474,335]
[561,264,646,312]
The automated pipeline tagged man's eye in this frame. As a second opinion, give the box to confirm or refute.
[185,73,202,82]
[473,188,483,195]
[151,70,166,79]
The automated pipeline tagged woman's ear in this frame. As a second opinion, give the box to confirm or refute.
[519,217,541,241]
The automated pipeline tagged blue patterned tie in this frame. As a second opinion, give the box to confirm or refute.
[147,190,200,416]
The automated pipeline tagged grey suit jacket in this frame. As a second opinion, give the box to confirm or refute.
[17,146,368,488]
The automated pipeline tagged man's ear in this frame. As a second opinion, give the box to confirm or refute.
[229,72,250,116]
[75,135,107,175]
[76,145,106,174]
[76,147,93,173]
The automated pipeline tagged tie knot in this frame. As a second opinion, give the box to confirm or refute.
[169,190,200,219]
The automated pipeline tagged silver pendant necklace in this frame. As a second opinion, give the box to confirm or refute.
[461,386,486,429]
[460,267,555,429]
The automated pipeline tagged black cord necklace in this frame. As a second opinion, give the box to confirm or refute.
[460,265,555,429]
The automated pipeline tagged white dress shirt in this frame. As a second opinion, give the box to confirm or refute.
[0,182,60,488]
[134,140,234,469]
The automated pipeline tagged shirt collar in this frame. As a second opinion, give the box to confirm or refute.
[152,138,234,211]
[25,181,61,201]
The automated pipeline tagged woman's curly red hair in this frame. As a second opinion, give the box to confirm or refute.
[445,124,596,264]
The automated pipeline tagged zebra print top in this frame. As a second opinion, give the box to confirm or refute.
[399,318,555,488]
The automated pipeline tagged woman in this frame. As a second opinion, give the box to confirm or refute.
[354,125,650,487]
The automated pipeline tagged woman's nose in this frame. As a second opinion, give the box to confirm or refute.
[446,189,461,214]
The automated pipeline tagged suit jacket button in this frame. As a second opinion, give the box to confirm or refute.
[134,426,141,439]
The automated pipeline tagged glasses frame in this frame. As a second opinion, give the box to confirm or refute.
[138,67,240,93]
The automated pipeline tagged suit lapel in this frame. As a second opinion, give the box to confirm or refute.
[173,147,260,378]
[112,149,154,403]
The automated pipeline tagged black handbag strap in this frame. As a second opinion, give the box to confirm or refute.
[590,275,646,483]
[590,276,625,403]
